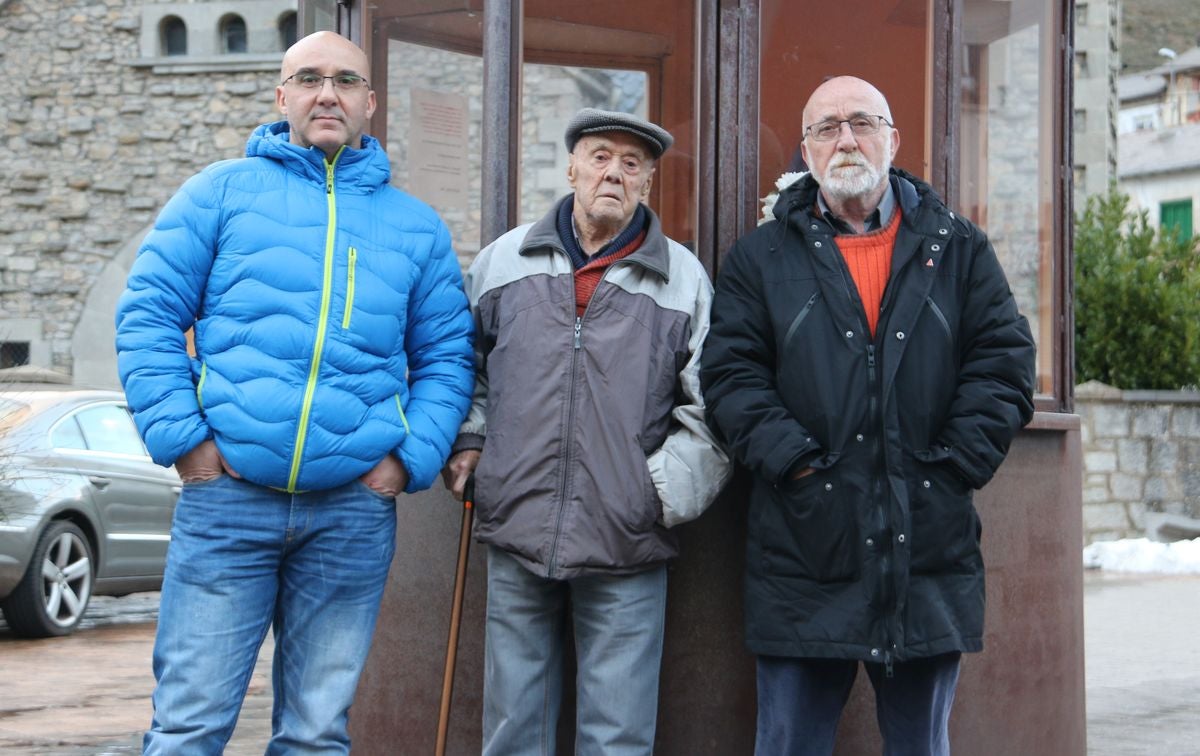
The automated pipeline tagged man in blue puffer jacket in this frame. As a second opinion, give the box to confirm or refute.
[115,31,474,754]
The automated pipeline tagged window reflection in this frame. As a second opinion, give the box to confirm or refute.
[386,39,484,269]
[958,0,1055,395]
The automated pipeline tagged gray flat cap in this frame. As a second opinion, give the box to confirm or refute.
[564,108,674,158]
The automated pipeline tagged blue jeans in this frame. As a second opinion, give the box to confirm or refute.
[143,475,397,755]
[755,653,962,756]
[482,547,667,756]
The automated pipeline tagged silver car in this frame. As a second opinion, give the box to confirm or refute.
[0,382,179,637]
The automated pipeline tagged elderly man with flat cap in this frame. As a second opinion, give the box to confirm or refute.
[442,108,730,755]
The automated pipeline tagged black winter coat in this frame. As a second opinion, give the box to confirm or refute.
[701,170,1035,665]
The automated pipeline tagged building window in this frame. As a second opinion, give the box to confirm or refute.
[279,11,298,50]
[1074,51,1088,78]
[1074,109,1086,132]
[0,342,30,369]
[1075,3,1087,26]
[160,15,187,56]
[1161,199,1193,241]
[220,14,248,54]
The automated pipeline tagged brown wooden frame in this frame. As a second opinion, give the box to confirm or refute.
[312,0,1075,413]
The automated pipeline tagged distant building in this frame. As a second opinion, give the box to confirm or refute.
[1072,0,1121,207]
[1117,45,1200,240]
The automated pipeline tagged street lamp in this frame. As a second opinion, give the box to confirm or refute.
[1158,47,1177,126]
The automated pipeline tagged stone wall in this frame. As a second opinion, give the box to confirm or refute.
[0,0,640,384]
[0,0,286,382]
[1077,380,1200,542]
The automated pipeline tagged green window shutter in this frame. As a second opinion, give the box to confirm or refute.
[1160,199,1193,241]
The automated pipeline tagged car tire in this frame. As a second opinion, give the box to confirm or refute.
[0,520,95,638]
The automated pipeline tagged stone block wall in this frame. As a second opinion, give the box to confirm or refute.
[1077,380,1200,542]
[0,0,286,376]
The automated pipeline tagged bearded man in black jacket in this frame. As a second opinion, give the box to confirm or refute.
[701,76,1036,756]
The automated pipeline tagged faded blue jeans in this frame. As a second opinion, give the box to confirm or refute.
[143,475,396,755]
[482,546,668,756]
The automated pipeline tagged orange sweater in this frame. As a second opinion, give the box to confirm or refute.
[834,208,902,337]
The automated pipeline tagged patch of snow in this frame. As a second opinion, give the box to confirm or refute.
[1083,538,1200,574]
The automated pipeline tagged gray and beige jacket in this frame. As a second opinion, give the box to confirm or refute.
[455,197,731,579]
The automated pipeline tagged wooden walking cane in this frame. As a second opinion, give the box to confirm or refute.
[436,475,474,756]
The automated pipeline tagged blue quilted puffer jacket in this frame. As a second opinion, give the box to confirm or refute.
[115,121,474,493]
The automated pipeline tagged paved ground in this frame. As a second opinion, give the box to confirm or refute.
[0,571,1197,754]
[1082,571,1200,755]
[0,594,272,755]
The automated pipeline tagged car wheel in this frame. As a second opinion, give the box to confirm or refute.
[0,520,95,638]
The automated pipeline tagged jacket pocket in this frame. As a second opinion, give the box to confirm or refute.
[759,457,860,583]
[342,246,357,329]
[909,448,978,573]
[634,453,663,532]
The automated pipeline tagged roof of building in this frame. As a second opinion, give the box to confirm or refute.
[1118,72,1167,102]
[1118,121,1200,178]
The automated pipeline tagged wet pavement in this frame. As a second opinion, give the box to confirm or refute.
[1,572,1198,754]
[0,594,272,755]
[1082,571,1200,756]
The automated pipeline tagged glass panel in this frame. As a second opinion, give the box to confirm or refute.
[758,0,931,207]
[222,16,248,54]
[74,405,147,456]
[162,16,187,56]
[385,39,484,270]
[279,12,299,50]
[523,1,701,250]
[958,0,1055,395]
[50,415,87,450]
[519,65,649,226]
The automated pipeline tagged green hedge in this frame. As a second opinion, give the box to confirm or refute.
[1075,186,1200,390]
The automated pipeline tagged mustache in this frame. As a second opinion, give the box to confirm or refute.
[829,153,868,169]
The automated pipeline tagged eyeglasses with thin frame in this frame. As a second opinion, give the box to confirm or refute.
[804,114,892,142]
[281,72,370,92]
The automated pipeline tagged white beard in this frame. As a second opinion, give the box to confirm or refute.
[818,151,890,201]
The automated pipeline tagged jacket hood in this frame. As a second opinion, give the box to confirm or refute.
[246,121,391,193]
[772,166,950,233]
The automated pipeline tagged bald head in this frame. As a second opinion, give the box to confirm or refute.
[280,31,370,84]
[802,76,893,134]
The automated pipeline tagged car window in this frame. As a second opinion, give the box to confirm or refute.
[73,404,148,457]
[50,415,88,450]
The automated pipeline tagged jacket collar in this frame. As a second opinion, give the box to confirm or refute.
[245,121,391,193]
[520,194,672,282]
[774,167,950,236]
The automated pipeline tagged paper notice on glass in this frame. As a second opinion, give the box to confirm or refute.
[408,88,469,211]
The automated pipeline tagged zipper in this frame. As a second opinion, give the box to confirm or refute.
[196,362,208,412]
[394,394,410,435]
[866,341,897,672]
[926,296,952,345]
[286,146,345,492]
[548,313,583,578]
[546,260,627,577]
[342,246,357,329]
[782,291,820,347]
